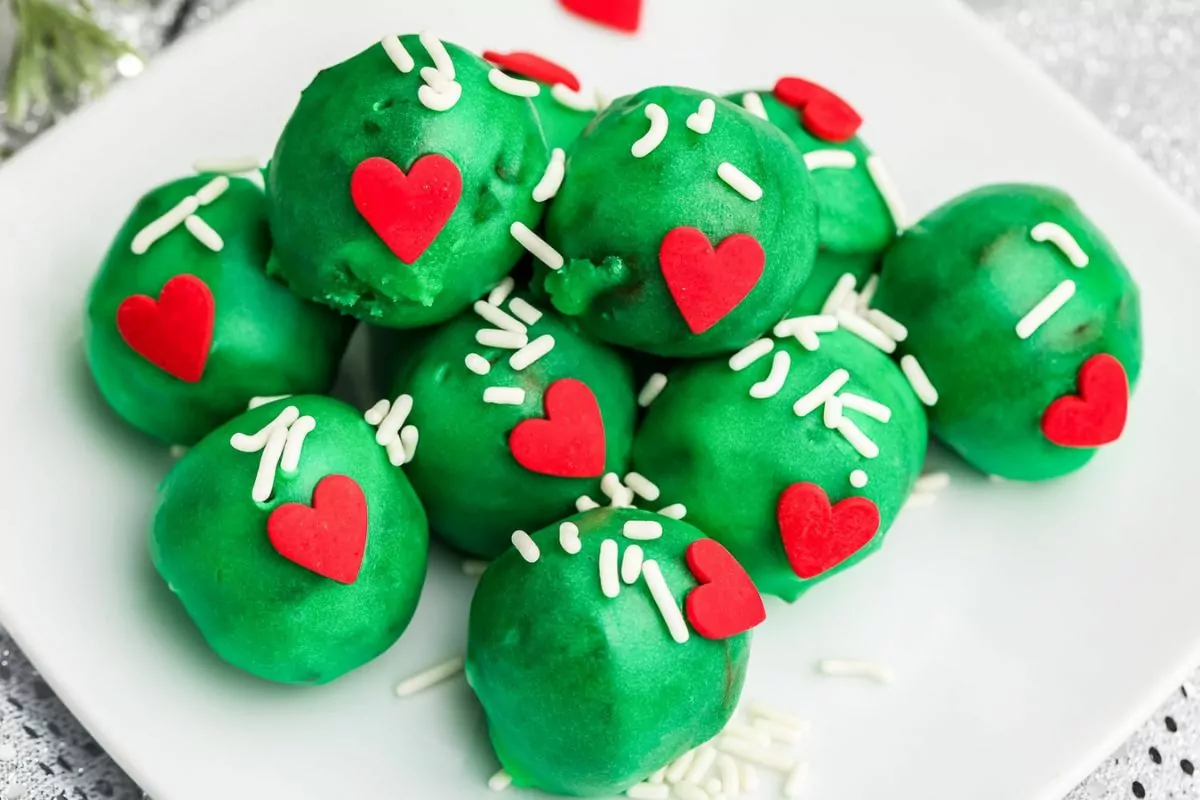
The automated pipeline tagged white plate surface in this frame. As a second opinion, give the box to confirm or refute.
[0,0,1197,798]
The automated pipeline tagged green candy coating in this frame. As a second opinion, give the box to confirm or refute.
[466,507,751,796]
[151,396,429,684]
[730,90,896,314]
[373,296,637,558]
[530,86,595,152]
[542,86,819,357]
[84,175,353,445]
[874,184,1142,480]
[267,36,549,327]
[632,330,927,601]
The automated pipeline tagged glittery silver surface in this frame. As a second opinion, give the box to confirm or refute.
[1,1,1198,798]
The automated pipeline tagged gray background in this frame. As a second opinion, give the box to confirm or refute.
[0,0,1196,797]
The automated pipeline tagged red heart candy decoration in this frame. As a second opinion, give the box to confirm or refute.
[659,227,765,335]
[1042,354,1129,448]
[266,475,368,585]
[509,378,606,478]
[773,77,863,143]
[350,155,462,264]
[482,51,581,91]
[116,274,214,383]
[559,0,641,33]
[685,539,766,640]
[778,482,880,580]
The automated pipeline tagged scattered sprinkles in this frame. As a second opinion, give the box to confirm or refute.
[632,103,670,158]
[600,538,621,598]
[850,469,869,488]
[865,308,908,342]
[839,392,893,423]
[837,309,897,353]
[1016,279,1077,339]
[900,355,939,406]
[465,353,492,375]
[775,314,838,351]
[476,329,528,349]
[508,297,544,326]
[638,372,669,407]
[621,544,645,584]
[418,31,455,79]
[623,519,663,540]
[687,98,716,134]
[183,215,224,251]
[509,334,556,371]
[394,656,464,697]
[487,277,515,306]
[602,472,636,508]
[783,761,811,798]
[750,350,791,399]
[131,176,230,255]
[532,148,567,203]
[642,560,690,644]
[729,338,775,371]
[717,161,764,202]
[623,472,661,502]
[821,273,858,315]
[741,92,769,120]
[511,530,540,563]
[484,386,526,405]
[836,416,880,459]
[473,300,527,334]
[823,395,844,429]
[793,369,851,417]
[559,521,582,555]
[230,405,303,502]
[1031,221,1089,267]
[817,658,894,684]
[381,35,415,72]
[488,68,541,97]
[510,221,564,269]
[375,394,413,446]
[804,149,857,170]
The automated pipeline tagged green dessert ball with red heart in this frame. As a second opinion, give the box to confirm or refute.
[873,184,1141,481]
[151,395,429,685]
[632,328,927,601]
[266,33,550,328]
[84,174,354,446]
[728,78,898,315]
[371,293,638,558]
[467,506,763,797]
[540,85,819,357]
[483,50,598,152]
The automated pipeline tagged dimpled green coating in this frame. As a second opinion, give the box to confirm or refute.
[151,396,429,685]
[632,330,926,601]
[267,36,549,327]
[466,507,751,796]
[542,86,818,357]
[729,90,896,315]
[373,296,637,558]
[84,175,353,445]
[874,184,1142,480]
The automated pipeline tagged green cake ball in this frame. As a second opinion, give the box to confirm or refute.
[873,184,1142,481]
[632,329,927,601]
[483,50,598,152]
[84,174,353,445]
[729,79,900,315]
[467,507,763,796]
[542,85,819,357]
[266,33,551,328]
[151,395,429,684]
[373,289,637,558]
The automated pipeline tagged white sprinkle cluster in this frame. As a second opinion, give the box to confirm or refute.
[229,405,316,502]
[365,394,419,466]
[131,175,230,255]
[904,471,952,511]
[416,32,461,112]
[774,315,838,351]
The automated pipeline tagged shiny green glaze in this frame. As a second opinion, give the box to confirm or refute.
[542,86,818,357]
[373,296,637,558]
[267,36,549,327]
[874,184,1142,480]
[730,90,895,315]
[632,331,926,601]
[151,396,429,684]
[84,175,353,445]
[530,87,595,152]
[466,507,751,796]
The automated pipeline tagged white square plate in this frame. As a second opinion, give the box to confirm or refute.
[0,0,1196,798]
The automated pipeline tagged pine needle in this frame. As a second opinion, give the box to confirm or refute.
[5,0,138,123]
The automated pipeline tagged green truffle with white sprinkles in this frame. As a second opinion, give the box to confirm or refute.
[482,49,599,152]
[372,282,638,558]
[632,326,927,602]
[467,507,763,796]
[266,33,551,327]
[728,79,904,316]
[84,173,353,445]
[873,184,1142,481]
[540,85,819,357]
[151,396,429,684]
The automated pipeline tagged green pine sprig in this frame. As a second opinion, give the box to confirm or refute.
[5,0,137,123]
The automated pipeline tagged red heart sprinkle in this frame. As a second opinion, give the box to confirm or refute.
[559,0,641,33]
[659,227,765,335]
[773,77,863,143]
[685,539,766,640]
[509,378,606,478]
[116,274,214,383]
[266,475,368,585]
[777,482,880,580]
[1042,354,1129,448]
[482,51,581,91]
[350,155,462,264]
